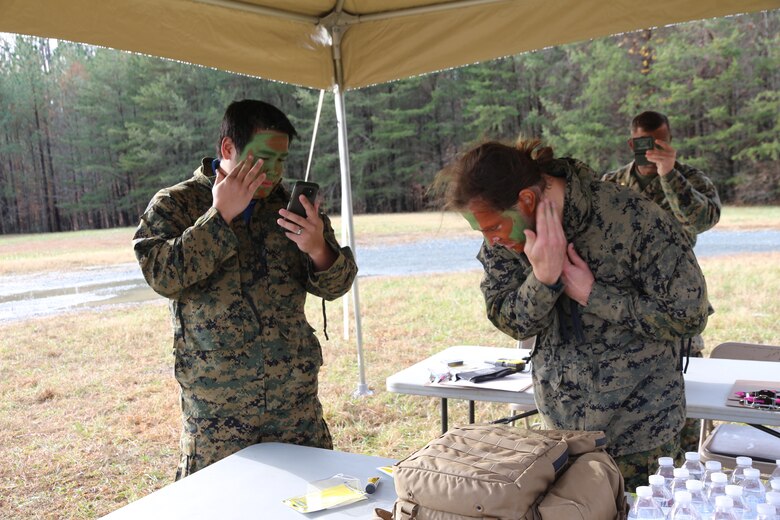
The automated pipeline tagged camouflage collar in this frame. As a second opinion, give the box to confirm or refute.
[556,157,595,241]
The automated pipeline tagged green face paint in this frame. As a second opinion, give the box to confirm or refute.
[462,211,481,231]
[502,209,528,243]
[240,132,289,198]
[463,206,529,252]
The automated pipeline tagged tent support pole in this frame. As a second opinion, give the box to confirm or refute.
[334,85,371,397]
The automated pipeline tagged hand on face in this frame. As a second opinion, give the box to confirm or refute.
[523,199,567,286]
[212,155,266,222]
[239,131,289,198]
[464,201,530,253]
[562,243,594,306]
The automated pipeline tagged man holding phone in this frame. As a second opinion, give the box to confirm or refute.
[602,111,721,458]
[133,99,357,479]
[602,110,721,246]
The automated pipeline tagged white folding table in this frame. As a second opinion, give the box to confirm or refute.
[102,443,396,519]
[386,345,780,434]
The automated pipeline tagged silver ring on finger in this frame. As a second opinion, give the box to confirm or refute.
[295,227,303,235]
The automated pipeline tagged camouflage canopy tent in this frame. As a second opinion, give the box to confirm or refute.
[2,0,778,394]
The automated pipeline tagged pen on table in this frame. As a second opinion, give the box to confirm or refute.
[365,476,381,494]
[485,359,526,370]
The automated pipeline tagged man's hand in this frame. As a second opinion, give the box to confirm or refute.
[212,155,265,222]
[645,139,677,176]
[562,243,594,306]
[523,199,566,286]
[277,195,337,271]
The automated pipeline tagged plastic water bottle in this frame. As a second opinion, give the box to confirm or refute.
[771,480,780,493]
[731,457,754,485]
[757,503,779,520]
[629,486,666,519]
[669,490,702,519]
[766,491,780,515]
[742,468,767,517]
[648,474,674,516]
[687,479,714,518]
[684,452,706,481]
[712,496,739,520]
[672,468,693,497]
[708,472,730,504]
[657,456,677,488]
[725,485,749,519]
[704,461,724,488]
[769,460,780,486]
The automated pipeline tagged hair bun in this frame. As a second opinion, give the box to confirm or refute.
[515,138,553,166]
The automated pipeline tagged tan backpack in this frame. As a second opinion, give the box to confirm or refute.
[374,424,627,520]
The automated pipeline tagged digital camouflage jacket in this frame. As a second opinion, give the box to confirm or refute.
[133,159,357,419]
[478,158,710,457]
[602,161,721,246]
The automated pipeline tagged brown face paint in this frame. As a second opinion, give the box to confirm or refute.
[464,202,531,253]
[240,131,289,198]
[502,209,528,244]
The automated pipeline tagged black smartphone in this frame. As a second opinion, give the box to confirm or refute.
[632,136,655,166]
[286,181,319,218]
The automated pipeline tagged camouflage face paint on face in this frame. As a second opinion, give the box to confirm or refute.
[462,211,481,231]
[240,132,289,199]
[502,209,528,244]
[463,206,529,253]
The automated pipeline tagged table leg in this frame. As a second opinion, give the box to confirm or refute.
[469,401,475,424]
[441,398,448,434]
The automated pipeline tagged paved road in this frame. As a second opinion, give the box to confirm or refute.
[357,228,780,276]
[2,229,780,323]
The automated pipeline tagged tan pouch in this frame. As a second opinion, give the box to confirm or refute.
[537,451,626,520]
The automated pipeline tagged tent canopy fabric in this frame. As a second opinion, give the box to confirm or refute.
[2,0,778,91]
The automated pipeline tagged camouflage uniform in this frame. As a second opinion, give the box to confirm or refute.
[613,439,681,493]
[477,158,710,461]
[133,158,357,478]
[601,161,721,246]
[603,160,721,451]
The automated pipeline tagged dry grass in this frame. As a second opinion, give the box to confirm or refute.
[715,206,780,230]
[0,304,178,518]
[1,211,780,518]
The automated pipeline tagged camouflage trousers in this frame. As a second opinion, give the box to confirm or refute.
[612,337,703,492]
[613,438,682,493]
[175,398,332,480]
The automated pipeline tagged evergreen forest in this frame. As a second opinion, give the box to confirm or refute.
[0,10,778,234]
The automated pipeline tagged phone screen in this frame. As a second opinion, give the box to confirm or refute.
[633,136,655,166]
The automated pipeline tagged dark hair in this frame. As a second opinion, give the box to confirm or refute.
[217,99,298,158]
[437,139,554,212]
[631,111,671,135]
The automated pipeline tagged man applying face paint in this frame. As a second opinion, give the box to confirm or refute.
[133,99,357,481]
[238,131,289,199]
[438,138,710,491]
[463,200,533,253]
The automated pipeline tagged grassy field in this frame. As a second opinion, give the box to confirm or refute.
[1,210,780,518]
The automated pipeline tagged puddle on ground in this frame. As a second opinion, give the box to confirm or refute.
[0,263,161,324]
[2,230,778,325]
